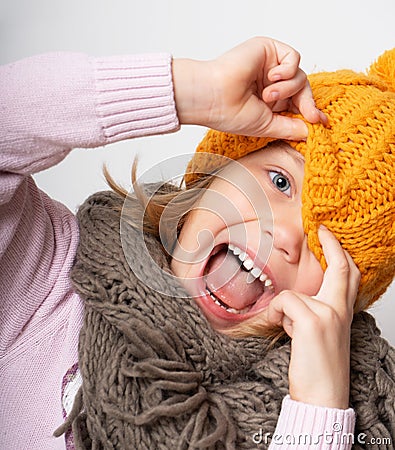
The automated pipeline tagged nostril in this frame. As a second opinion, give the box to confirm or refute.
[271,225,304,264]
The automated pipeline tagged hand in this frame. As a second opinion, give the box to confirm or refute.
[172,36,327,140]
[264,226,360,409]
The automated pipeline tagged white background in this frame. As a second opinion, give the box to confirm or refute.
[1,0,394,344]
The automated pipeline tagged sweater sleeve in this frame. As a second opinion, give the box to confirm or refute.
[0,52,179,181]
[0,52,180,353]
[267,395,355,450]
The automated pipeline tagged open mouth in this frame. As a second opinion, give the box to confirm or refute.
[202,243,275,316]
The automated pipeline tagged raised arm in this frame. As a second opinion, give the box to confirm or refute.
[0,51,179,352]
[0,51,179,179]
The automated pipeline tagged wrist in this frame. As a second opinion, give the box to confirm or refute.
[172,58,214,127]
[290,378,350,409]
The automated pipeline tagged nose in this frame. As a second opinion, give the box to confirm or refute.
[271,212,305,264]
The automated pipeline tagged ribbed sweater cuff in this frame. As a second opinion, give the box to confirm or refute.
[268,395,355,450]
[91,53,180,142]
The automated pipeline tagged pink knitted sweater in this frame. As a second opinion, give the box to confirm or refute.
[0,52,355,449]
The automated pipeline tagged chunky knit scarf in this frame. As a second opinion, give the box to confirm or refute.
[63,190,395,449]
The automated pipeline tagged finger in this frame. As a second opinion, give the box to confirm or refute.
[235,95,308,139]
[263,72,327,126]
[257,113,308,140]
[342,247,361,309]
[271,99,305,116]
[269,41,301,80]
[263,69,308,101]
[266,290,318,338]
[292,80,328,126]
[315,226,358,313]
[270,98,292,113]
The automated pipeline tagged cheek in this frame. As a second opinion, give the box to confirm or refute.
[169,209,220,278]
[169,215,198,278]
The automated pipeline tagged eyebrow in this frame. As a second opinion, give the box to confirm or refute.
[282,145,305,166]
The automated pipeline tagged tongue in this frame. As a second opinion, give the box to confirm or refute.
[205,248,264,310]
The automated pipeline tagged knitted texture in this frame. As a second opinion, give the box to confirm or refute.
[186,49,395,311]
[65,190,395,449]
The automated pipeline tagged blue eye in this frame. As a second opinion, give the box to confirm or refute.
[269,171,291,196]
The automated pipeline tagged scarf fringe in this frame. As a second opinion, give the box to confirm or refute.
[60,190,395,449]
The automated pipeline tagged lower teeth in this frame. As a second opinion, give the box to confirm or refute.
[208,291,251,315]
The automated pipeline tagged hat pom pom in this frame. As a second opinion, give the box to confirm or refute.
[369,48,395,92]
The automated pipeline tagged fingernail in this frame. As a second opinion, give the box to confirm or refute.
[270,91,280,101]
[319,111,329,127]
[319,224,328,231]
[299,121,308,140]
[271,73,282,81]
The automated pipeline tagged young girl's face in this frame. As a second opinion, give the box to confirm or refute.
[170,142,324,332]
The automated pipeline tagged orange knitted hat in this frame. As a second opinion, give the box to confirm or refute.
[186,49,395,311]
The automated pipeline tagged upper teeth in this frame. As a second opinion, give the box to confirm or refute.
[228,243,273,287]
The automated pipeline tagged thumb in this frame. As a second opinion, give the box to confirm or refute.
[257,113,308,140]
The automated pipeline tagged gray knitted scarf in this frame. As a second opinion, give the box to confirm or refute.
[62,190,395,449]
